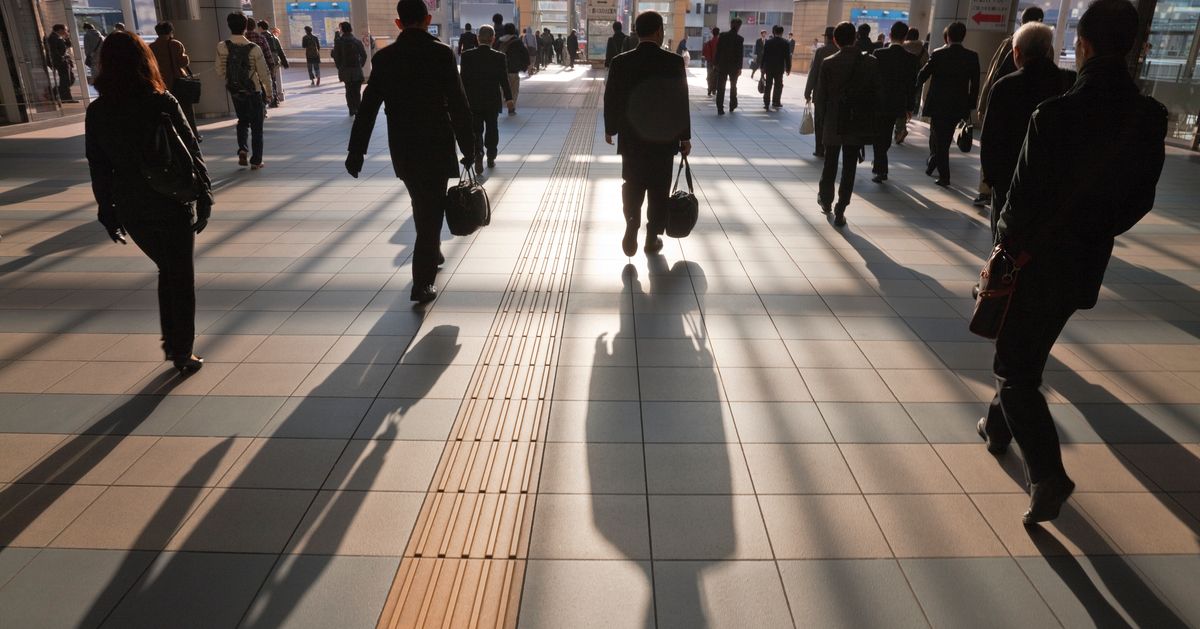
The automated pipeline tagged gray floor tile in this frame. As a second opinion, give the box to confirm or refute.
[654,560,794,629]
[529,494,650,560]
[900,557,1059,629]
[778,559,928,628]
[0,394,115,433]
[1129,555,1200,628]
[168,396,287,437]
[352,398,462,440]
[728,402,834,443]
[546,400,642,442]
[240,555,401,629]
[1017,555,1193,628]
[0,548,155,629]
[649,495,772,560]
[0,547,39,590]
[261,397,373,439]
[645,443,754,494]
[538,443,646,494]
[818,402,927,443]
[519,560,654,629]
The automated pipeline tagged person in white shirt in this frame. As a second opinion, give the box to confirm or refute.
[215,12,273,168]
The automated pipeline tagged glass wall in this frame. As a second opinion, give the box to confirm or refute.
[1138,0,1200,144]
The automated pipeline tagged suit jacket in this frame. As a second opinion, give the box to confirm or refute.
[348,29,474,180]
[604,42,690,157]
[804,43,834,100]
[752,37,765,65]
[916,43,980,120]
[149,37,190,90]
[46,32,70,68]
[873,43,919,116]
[567,34,578,57]
[997,56,1166,310]
[332,36,367,82]
[980,56,1075,193]
[715,31,744,73]
[460,44,513,113]
[604,32,627,67]
[815,46,882,146]
[457,31,478,55]
[760,36,791,75]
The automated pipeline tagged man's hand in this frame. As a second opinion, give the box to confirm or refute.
[905,111,913,122]
[460,154,474,166]
[345,152,364,178]
[605,134,614,146]
[680,140,692,157]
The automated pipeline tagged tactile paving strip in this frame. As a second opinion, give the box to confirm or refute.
[376,80,601,629]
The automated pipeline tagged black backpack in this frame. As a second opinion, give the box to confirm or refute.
[224,40,257,95]
[139,107,200,203]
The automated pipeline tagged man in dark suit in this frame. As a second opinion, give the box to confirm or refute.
[461,25,514,174]
[346,0,475,303]
[566,29,579,68]
[604,11,691,256]
[714,18,745,115]
[870,21,919,182]
[979,22,1075,238]
[916,21,979,186]
[982,0,1166,524]
[45,24,76,102]
[605,22,628,67]
[805,27,835,156]
[760,25,791,110]
[751,30,767,78]
[815,21,881,226]
[457,23,478,56]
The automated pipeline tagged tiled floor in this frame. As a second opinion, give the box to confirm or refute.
[1,62,1199,628]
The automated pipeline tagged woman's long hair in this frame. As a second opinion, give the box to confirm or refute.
[93,31,165,98]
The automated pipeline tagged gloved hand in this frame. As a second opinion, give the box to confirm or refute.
[345,152,364,178]
[194,195,212,234]
[460,154,473,166]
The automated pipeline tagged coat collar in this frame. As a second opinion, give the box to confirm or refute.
[1074,54,1137,95]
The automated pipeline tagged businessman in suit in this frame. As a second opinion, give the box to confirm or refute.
[714,18,745,115]
[871,21,920,182]
[760,25,792,110]
[345,0,475,303]
[604,11,691,256]
[460,25,514,174]
[605,21,628,67]
[916,21,979,186]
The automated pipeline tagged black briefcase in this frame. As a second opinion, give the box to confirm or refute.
[955,119,974,153]
[172,74,202,105]
[445,167,490,236]
[665,155,698,238]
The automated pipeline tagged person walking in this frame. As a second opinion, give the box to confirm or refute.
[974,6,1046,206]
[458,23,478,57]
[302,26,322,85]
[567,30,579,69]
[856,24,877,53]
[760,25,791,110]
[150,22,199,139]
[805,26,835,156]
[981,0,1166,524]
[903,28,927,67]
[496,23,529,114]
[216,12,273,169]
[750,30,767,78]
[714,18,744,115]
[259,21,288,104]
[461,25,513,173]
[604,11,691,256]
[86,31,212,373]
[605,21,629,67]
[979,22,1075,238]
[540,28,554,69]
[702,27,719,96]
[523,27,539,73]
[870,21,919,182]
[815,21,881,226]
[243,19,278,107]
[916,21,979,187]
[554,34,565,65]
[332,21,367,116]
[45,24,76,102]
[346,0,474,303]
[82,23,103,81]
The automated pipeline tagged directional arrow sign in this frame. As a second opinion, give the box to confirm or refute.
[972,12,1004,23]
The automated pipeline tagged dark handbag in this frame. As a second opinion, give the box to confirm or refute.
[955,119,974,152]
[969,244,1030,339]
[173,73,202,105]
[757,74,766,94]
[140,110,200,203]
[445,167,491,236]
[665,155,699,238]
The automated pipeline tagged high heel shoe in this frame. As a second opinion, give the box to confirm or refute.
[173,355,204,374]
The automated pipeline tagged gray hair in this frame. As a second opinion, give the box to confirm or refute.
[479,24,495,44]
[1013,22,1054,61]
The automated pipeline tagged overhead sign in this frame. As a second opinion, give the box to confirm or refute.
[587,0,617,17]
[967,0,1010,31]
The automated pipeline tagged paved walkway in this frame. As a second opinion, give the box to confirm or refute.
[0,65,1198,629]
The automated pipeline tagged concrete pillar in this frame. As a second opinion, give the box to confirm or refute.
[170,0,242,117]
[909,0,932,37]
[351,0,370,76]
[824,0,842,28]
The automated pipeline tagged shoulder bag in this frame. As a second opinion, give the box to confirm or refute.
[955,118,974,152]
[665,155,699,238]
[446,167,491,236]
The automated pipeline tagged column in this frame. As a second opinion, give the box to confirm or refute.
[169,0,242,117]
[351,0,370,77]
[1053,0,1073,62]
[909,0,932,37]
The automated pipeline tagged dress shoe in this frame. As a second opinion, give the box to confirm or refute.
[934,178,950,187]
[621,225,638,257]
[644,235,663,254]
[772,103,782,109]
[871,174,887,183]
[833,206,847,227]
[251,163,265,170]
[487,158,496,169]
[410,284,438,303]
[1023,475,1075,524]
[717,109,725,116]
[925,164,936,176]
[972,194,991,207]
[474,153,484,175]
[173,354,204,374]
[818,200,832,214]
[437,254,446,268]
[730,104,737,113]
[238,150,249,166]
[813,149,824,158]
[976,417,1010,455]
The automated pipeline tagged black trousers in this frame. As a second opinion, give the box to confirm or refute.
[621,153,673,236]
[403,176,448,286]
[813,109,825,155]
[819,144,860,209]
[762,70,784,106]
[55,64,73,99]
[307,59,321,80]
[706,65,717,94]
[471,109,500,160]
[927,116,957,180]
[989,185,1009,242]
[871,115,905,175]
[344,81,363,115]
[984,273,1075,484]
[715,69,738,111]
[123,213,196,358]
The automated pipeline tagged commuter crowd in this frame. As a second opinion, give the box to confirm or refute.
[82,0,1168,525]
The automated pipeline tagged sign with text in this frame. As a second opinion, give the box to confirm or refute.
[967,0,1010,31]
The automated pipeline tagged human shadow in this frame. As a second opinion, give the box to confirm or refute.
[587,260,731,628]
[0,179,77,207]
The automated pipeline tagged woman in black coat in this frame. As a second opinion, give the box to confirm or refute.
[85,31,212,373]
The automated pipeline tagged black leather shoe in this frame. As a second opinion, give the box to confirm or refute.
[813,149,824,158]
[818,200,832,215]
[871,174,887,183]
[487,159,495,169]
[972,194,991,207]
[644,235,663,254]
[437,254,446,268]
[474,153,484,175]
[622,224,638,256]
[833,206,847,227]
[934,178,951,187]
[173,355,204,374]
[717,109,725,116]
[976,417,1010,455]
[410,284,438,303]
[1023,476,1075,525]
